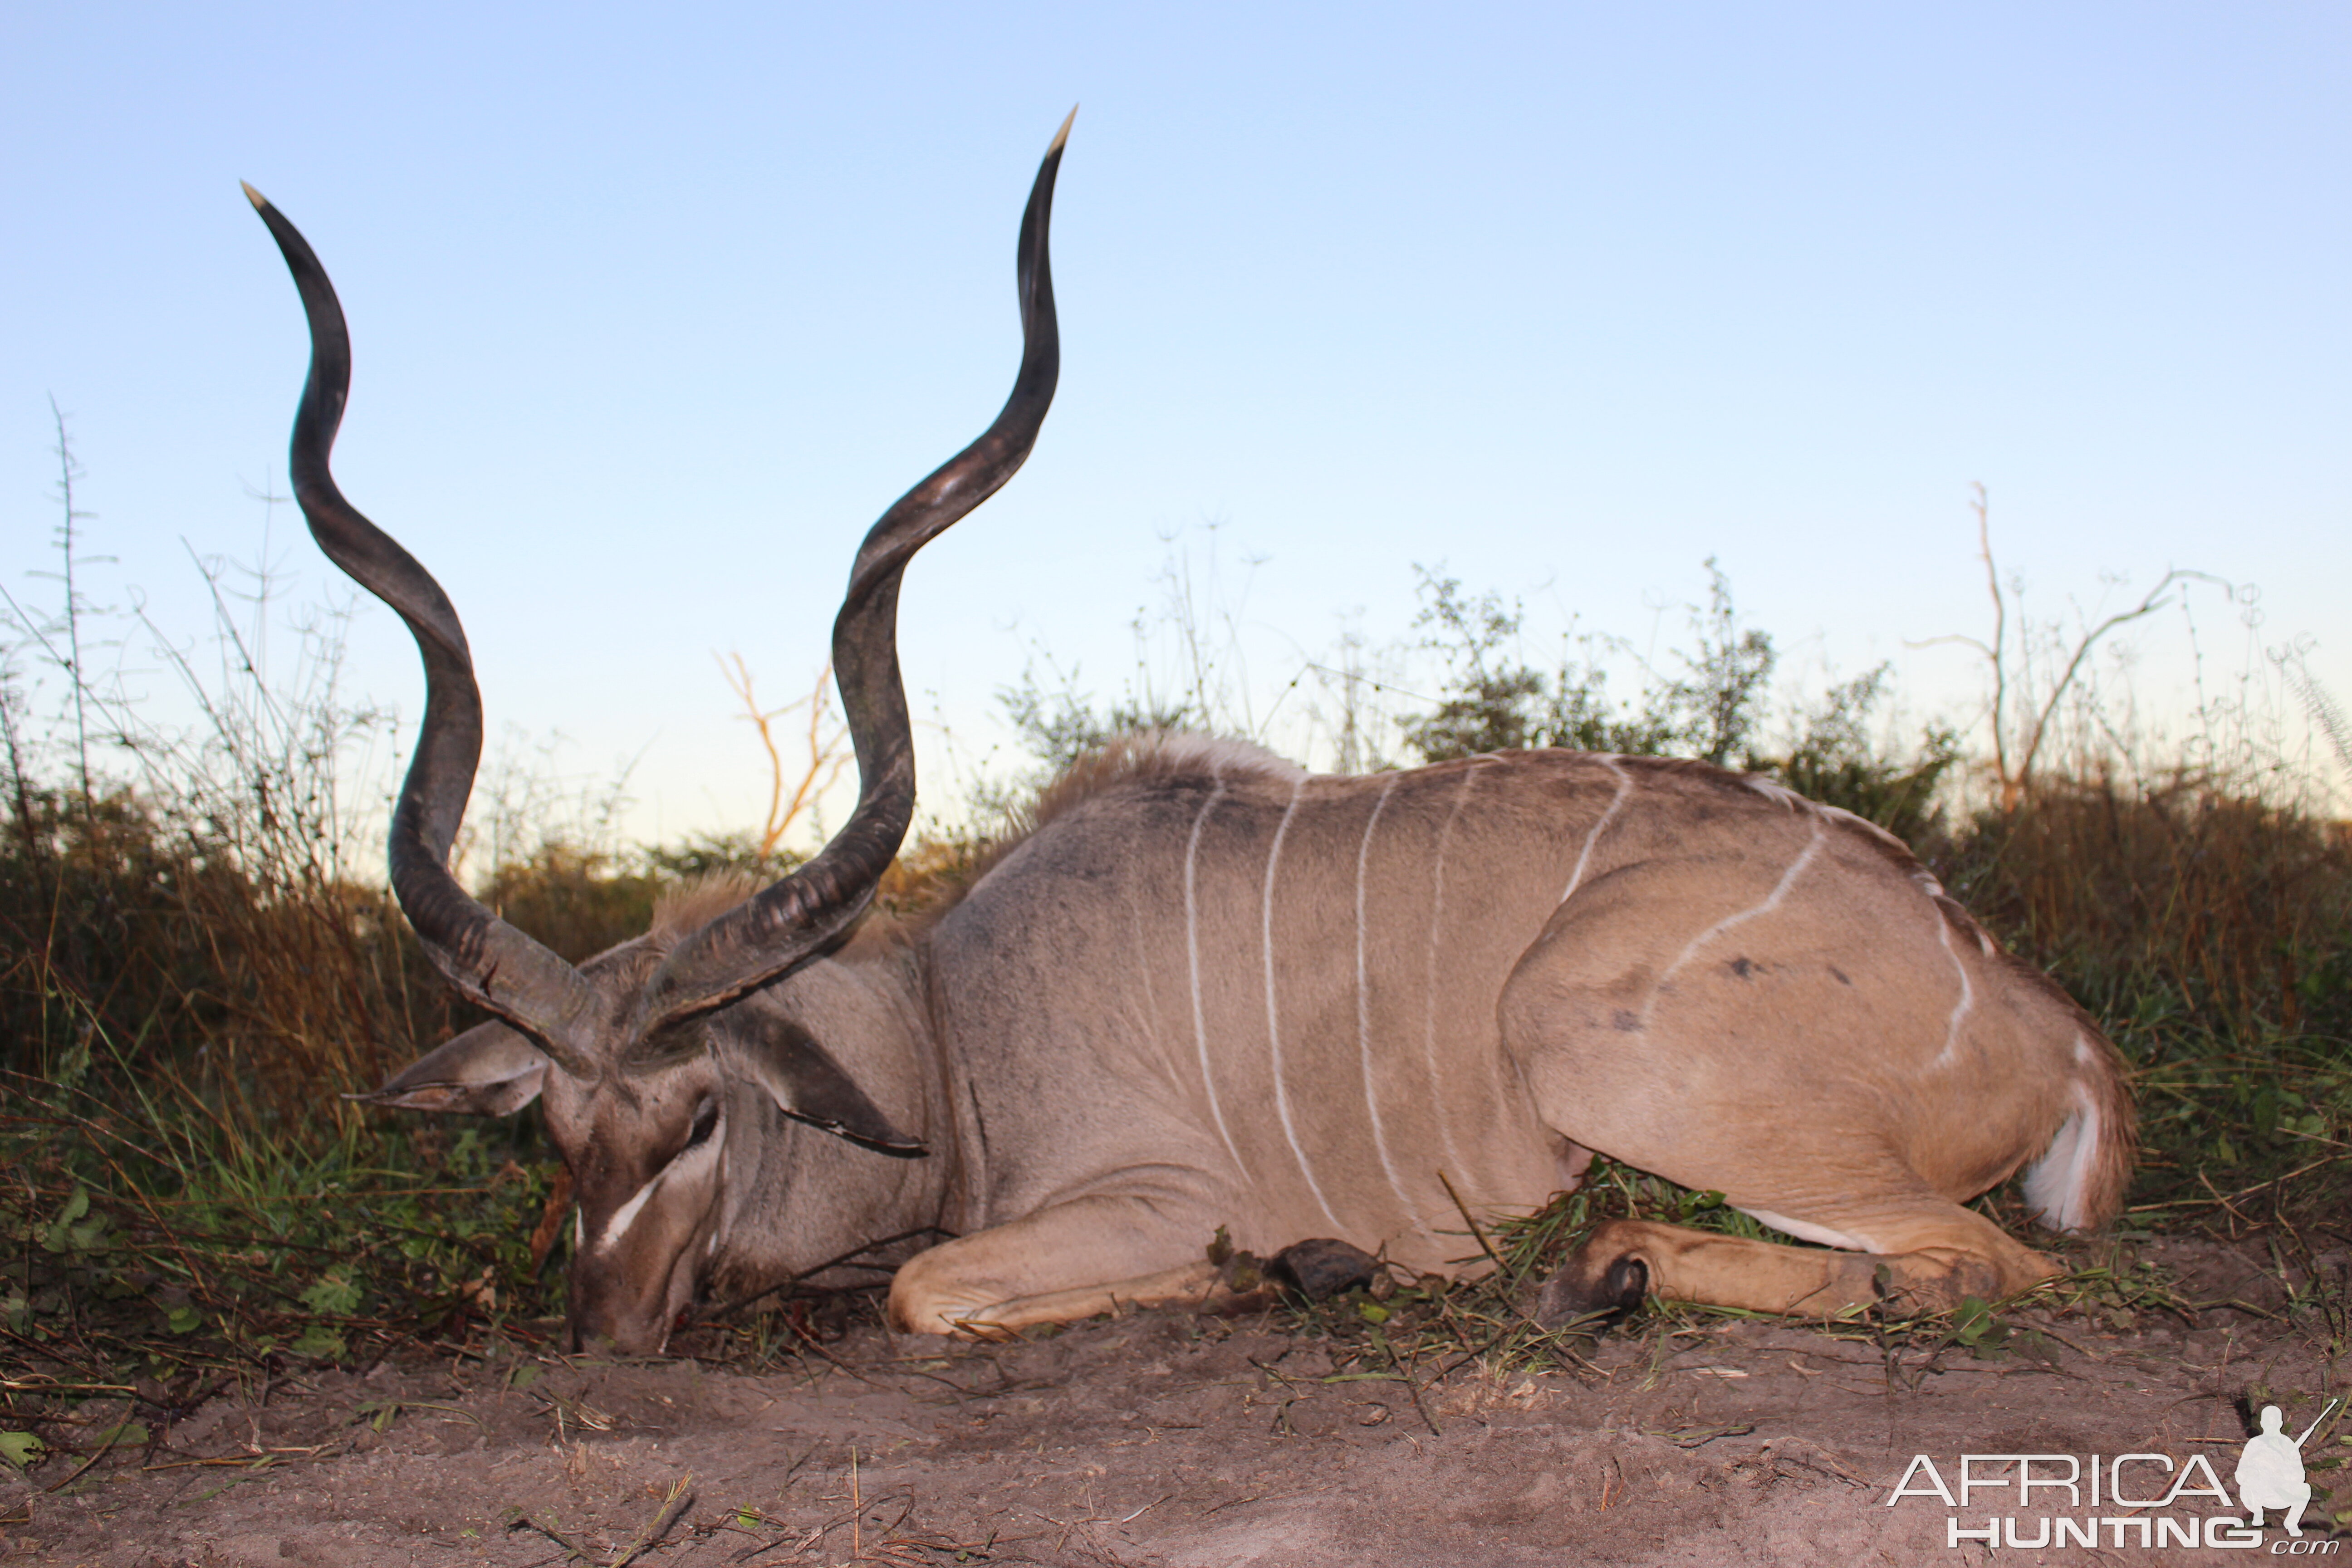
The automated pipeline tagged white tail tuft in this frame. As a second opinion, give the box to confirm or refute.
[2022,1079,2102,1233]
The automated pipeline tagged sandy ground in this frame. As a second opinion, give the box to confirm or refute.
[5,1237,2345,1568]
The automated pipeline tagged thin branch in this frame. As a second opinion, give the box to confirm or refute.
[2011,568,2234,801]
[719,654,850,858]
[1973,483,2010,801]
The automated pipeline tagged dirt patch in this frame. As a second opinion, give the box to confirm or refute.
[6,1239,2345,1568]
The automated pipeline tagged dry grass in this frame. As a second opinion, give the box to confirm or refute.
[1938,774,2352,1042]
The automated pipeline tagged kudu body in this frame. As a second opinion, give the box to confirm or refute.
[247,121,2132,1353]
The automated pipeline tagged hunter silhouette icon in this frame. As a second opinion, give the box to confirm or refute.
[2236,1399,2339,1536]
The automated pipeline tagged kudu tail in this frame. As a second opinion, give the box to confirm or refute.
[2021,1015,2136,1234]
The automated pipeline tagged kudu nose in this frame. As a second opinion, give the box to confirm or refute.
[566,1255,677,1357]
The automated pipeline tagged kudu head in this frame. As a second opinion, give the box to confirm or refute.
[244,116,1070,1353]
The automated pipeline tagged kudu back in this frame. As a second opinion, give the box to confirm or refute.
[247,119,2132,1352]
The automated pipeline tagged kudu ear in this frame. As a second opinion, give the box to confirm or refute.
[720,1019,926,1158]
[351,1020,549,1116]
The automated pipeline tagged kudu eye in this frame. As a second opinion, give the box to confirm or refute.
[681,1098,720,1155]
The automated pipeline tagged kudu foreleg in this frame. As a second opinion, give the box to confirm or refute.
[899,1259,1232,1339]
[887,1192,1237,1338]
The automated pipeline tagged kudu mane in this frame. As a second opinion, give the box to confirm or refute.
[648,875,766,948]
[908,732,1307,929]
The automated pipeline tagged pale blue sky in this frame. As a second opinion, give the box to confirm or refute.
[7,4,2347,846]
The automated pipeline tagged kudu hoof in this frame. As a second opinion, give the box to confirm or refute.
[1535,1251,1650,1328]
[1268,1237,1383,1299]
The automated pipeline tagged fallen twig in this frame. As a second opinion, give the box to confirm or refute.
[505,1511,594,1564]
[612,1472,695,1568]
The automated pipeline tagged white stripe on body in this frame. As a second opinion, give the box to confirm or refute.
[1932,913,1976,1068]
[1643,819,1828,1025]
[1185,771,1250,1179]
[1264,776,1342,1230]
[1354,774,1433,1245]
[1559,755,1632,903]
[1417,768,1478,1181]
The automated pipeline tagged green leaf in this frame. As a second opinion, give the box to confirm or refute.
[299,1270,362,1317]
[290,1325,347,1361]
[166,1303,204,1335]
[1678,1189,1727,1220]
[1950,1297,1994,1346]
[88,1421,149,1450]
[1947,1299,2010,1357]
[0,1431,44,1470]
[41,1187,92,1254]
[1357,1301,1391,1325]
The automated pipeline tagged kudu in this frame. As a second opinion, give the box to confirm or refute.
[247,118,2132,1353]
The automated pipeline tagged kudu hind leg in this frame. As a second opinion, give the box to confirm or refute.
[1537,1201,2059,1324]
[1501,855,2070,1324]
